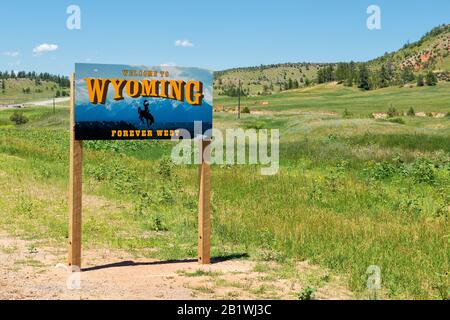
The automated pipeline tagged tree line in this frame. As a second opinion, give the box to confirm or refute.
[0,70,70,88]
[317,62,438,90]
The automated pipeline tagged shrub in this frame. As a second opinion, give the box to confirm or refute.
[158,156,174,180]
[407,107,415,116]
[398,197,422,216]
[433,272,449,300]
[343,108,352,118]
[133,192,152,216]
[388,118,405,125]
[151,215,168,231]
[411,158,435,184]
[241,106,250,114]
[387,106,398,118]
[10,111,29,125]
[298,287,316,300]
[425,71,438,86]
[416,74,425,87]
[370,161,397,180]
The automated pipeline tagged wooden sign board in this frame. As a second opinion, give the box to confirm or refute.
[74,63,213,140]
[68,64,213,270]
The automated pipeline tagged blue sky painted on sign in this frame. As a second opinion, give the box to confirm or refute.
[0,0,449,75]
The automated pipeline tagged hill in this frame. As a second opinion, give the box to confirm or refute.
[215,24,450,95]
[369,24,450,74]
[214,63,324,96]
[0,72,70,105]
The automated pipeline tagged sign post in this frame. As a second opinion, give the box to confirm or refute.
[68,64,213,270]
[68,73,83,270]
[198,140,211,264]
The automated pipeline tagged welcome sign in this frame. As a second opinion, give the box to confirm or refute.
[74,63,213,140]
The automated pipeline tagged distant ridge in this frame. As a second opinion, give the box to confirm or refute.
[215,24,450,95]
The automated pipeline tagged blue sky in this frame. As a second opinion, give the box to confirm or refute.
[0,0,449,75]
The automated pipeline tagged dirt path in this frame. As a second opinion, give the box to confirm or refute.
[0,232,353,300]
[24,97,70,106]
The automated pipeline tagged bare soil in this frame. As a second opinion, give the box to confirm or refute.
[0,231,353,300]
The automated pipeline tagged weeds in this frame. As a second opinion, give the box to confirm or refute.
[298,286,316,300]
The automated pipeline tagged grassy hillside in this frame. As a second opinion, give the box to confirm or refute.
[215,63,323,95]
[0,78,69,104]
[215,82,450,115]
[369,24,450,73]
[0,83,449,299]
[216,24,450,95]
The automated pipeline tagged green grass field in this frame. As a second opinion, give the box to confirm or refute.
[0,78,68,104]
[215,82,450,115]
[0,82,449,299]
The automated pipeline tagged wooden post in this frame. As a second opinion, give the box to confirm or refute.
[68,73,83,270]
[237,79,241,119]
[198,140,211,264]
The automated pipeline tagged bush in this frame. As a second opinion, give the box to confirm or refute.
[407,107,415,116]
[10,111,29,125]
[411,158,435,184]
[241,106,250,114]
[370,161,397,180]
[343,108,352,118]
[416,74,425,87]
[298,287,316,300]
[426,71,438,86]
[388,117,405,125]
[387,106,399,118]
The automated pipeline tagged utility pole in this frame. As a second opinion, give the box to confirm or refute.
[237,79,241,119]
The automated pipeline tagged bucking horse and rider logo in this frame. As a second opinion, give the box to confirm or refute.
[137,100,155,128]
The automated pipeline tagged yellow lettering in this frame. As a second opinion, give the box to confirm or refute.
[169,80,185,101]
[141,80,159,97]
[159,80,169,98]
[110,79,127,101]
[126,80,142,98]
[85,78,111,104]
[185,81,204,105]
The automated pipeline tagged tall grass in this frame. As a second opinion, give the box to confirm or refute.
[0,88,448,299]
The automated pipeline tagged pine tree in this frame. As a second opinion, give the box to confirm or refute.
[416,74,425,87]
[358,64,371,90]
[401,67,415,84]
[378,64,389,88]
[425,71,437,86]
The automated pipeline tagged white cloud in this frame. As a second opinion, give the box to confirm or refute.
[175,39,194,47]
[160,62,176,67]
[4,51,20,57]
[32,43,58,56]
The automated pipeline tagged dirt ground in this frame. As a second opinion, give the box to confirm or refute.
[0,232,353,300]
